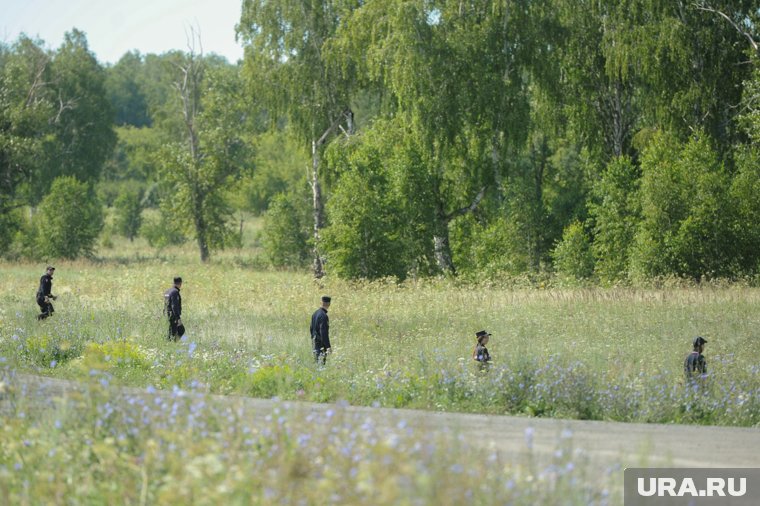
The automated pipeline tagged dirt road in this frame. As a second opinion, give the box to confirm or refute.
[4,373,759,470]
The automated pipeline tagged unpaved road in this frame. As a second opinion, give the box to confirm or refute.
[3,374,759,471]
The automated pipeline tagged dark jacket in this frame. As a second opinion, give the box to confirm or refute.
[310,307,330,348]
[37,274,53,302]
[474,343,491,363]
[165,286,182,320]
[684,351,707,376]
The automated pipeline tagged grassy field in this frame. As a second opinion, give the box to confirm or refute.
[1,235,758,503]
[1,237,759,426]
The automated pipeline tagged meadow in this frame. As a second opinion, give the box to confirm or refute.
[1,235,760,426]
[1,235,759,504]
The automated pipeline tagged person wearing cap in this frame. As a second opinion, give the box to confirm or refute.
[36,266,57,320]
[164,277,184,341]
[684,336,707,380]
[472,330,492,369]
[310,296,332,365]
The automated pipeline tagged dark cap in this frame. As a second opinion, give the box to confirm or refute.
[46,265,55,271]
[174,276,183,284]
[693,336,707,347]
[476,330,491,339]
[321,295,331,303]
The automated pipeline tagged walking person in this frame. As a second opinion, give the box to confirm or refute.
[36,266,57,320]
[164,277,185,341]
[472,330,492,370]
[684,336,708,381]
[310,296,332,365]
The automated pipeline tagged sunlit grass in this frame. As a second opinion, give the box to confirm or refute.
[2,240,758,504]
[1,246,759,426]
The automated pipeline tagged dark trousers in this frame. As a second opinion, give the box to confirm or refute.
[37,298,54,320]
[168,318,185,341]
[312,337,328,365]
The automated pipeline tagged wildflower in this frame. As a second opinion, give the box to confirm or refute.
[524,427,535,450]
[450,463,464,474]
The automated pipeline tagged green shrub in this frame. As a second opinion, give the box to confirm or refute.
[552,221,594,280]
[262,192,310,268]
[83,341,149,369]
[139,210,186,247]
[22,334,82,367]
[113,190,143,241]
[36,176,104,259]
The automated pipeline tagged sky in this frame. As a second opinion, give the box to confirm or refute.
[1,0,246,65]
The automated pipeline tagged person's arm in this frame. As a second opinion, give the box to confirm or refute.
[44,277,56,299]
[321,313,331,350]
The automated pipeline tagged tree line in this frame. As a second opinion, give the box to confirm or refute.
[2,0,760,284]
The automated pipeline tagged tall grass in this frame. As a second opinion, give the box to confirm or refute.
[1,256,759,426]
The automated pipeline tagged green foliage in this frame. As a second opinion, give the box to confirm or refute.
[0,35,57,212]
[729,148,760,273]
[113,190,143,241]
[452,212,532,277]
[36,176,104,260]
[101,126,162,184]
[0,209,21,256]
[139,209,186,248]
[3,3,760,282]
[82,340,149,369]
[322,169,407,279]
[237,0,357,145]
[232,131,309,215]
[154,58,252,262]
[262,192,310,268]
[321,126,416,279]
[96,179,146,208]
[44,30,116,193]
[631,132,735,279]
[740,56,760,143]
[589,156,640,282]
[104,51,151,127]
[20,334,82,368]
[552,221,594,281]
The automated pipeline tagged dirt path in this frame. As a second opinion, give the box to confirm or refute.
[4,374,759,470]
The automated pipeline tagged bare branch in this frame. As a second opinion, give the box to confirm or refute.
[445,186,488,221]
[315,109,354,146]
[694,3,759,54]
[51,93,77,124]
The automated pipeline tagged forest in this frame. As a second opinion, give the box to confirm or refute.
[2,0,760,284]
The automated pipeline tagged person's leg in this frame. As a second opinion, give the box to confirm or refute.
[313,337,326,364]
[37,300,53,320]
[168,319,179,341]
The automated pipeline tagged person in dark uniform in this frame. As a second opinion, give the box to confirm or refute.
[36,266,57,320]
[472,330,492,370]
[164,277,184,341]
[310,296,331,365]
[684,336,707,380]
